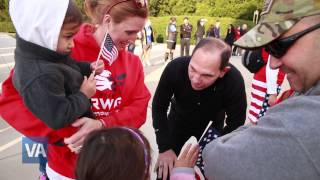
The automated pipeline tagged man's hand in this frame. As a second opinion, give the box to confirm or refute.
[268,94,277,107]
[64,117,103,153]
[175,144,199,168]
[90,60,105,75]
[80,73,96,98]
[154,149,177,180]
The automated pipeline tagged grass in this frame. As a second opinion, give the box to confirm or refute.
[0,21,15,33]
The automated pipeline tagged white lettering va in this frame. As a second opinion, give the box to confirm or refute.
[91,97,122,110]
[25,144,47,158]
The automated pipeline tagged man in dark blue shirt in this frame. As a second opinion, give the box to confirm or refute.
[180,17,193,56]
[152,37,247,180]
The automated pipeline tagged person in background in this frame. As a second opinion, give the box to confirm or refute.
[246,49,285,124]
[180,17,193,57]
[195,18,207,44]
[141,19,154,66]
[203,1,320,179]
[153,38,247,180]
[238,23,248,55]
[213,20,221,39]
[233,26,241,56]
[224,24,235,54]
[165,17,178,62]
[136,30,144,57]
[240,23,248,36]
[206,24,215,38]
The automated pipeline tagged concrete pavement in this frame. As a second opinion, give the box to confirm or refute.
[0,33,288,180]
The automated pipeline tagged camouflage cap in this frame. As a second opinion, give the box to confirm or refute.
[234,0,320,49]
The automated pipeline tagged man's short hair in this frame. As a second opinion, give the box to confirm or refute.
[235,0,320,49]
[192,38,231,70]
[184,17,189,20]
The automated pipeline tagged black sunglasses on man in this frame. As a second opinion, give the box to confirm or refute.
[265,23,320,58]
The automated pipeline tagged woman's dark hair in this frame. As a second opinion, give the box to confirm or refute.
[63,0,83,26]
[192,37,231,70]
[76,127,151,180]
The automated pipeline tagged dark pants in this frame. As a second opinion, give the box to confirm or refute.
[39,154,47,173]
[180,38,190,56]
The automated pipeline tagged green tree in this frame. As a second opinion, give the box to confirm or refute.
[150,0,264,20]
[0,0,9,21]
[158,0,174,16]
[149,0,161,16]
[195,0,215,16]
[174,0,197,15]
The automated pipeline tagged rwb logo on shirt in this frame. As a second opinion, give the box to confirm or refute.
[22,137,47,163]
[95,70,113,91]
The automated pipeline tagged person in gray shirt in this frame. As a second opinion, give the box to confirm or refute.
[203,0,320,180]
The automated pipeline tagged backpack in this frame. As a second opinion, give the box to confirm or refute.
[242,49,266,73]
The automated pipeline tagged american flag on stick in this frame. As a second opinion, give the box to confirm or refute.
[195,121,220,180]
[95,33,118,66]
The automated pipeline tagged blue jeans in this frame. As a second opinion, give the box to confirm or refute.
[39,153,47,174]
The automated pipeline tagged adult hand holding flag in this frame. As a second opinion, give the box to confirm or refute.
[196,121,221,180]
[90,59,105,75]
[95,33,119,67]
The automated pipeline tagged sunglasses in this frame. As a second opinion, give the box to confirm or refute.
[265,23,320,58]
[106,0,147,13]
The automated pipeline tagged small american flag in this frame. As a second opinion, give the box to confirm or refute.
[98,33,118,65]
[195,121,220,180]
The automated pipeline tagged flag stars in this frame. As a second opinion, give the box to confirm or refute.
[196,126,220,175]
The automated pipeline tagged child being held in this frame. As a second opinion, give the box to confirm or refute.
[76,127,199,180]
[9,0,104,130]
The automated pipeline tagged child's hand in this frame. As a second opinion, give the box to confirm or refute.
[175,144,199,168]
[80,73,96,98]
[90,60,104,75]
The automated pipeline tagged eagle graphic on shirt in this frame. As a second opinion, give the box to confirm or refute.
[92,69,126,116]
